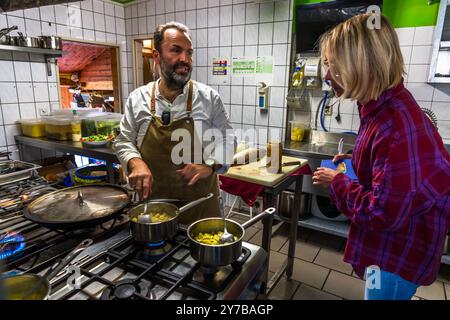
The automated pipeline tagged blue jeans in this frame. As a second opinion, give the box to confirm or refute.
[364,266,419,300]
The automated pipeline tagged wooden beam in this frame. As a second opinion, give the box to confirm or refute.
[83,81,114,91]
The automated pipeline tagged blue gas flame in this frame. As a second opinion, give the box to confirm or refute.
[0,233,26,260]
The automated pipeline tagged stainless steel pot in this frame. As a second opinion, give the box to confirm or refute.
[128,193,214,243]
[187,207,276,267]
[0,239,92,300]
[39,36,62,50]
[12,32,40,48]
[0,26,18,45]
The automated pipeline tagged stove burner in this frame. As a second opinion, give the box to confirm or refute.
[101,280,141,300]
[146,240,166,248]
[101,279,156,300]
[0,232,26,260]
[142,241,172,256]
[114,283,136,299]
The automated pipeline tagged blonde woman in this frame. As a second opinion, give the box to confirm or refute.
[312,14,450,300]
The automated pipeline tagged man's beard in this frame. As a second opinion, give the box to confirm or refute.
[159,57,192,90]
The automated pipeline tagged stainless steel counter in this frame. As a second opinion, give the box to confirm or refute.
[14,135,118,183]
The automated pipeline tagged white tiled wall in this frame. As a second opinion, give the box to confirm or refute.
[1,0,449,163]
[124,0,293,146]
[0,0,128,160]
[306,26,450,145]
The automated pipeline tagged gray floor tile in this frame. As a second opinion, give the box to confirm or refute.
[307,230,346,251]
[268,250,287,274]
[248,228,289,252]
[416,281,446,300]
[292,283,342,300]
[322,270,365,300]
[291,258,330,290]
[267,276,300,300]
[314,248,353,275]
[279,237,320,262]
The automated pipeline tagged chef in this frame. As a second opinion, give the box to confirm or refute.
[114,22,234,225]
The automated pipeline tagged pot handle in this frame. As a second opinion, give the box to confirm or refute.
[178,193,214,214]
[241,207,276,229]
[44,238,93,280]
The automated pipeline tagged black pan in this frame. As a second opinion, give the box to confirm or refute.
[23,184,131,230]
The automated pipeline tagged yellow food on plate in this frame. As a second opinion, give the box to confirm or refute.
[194,231,239,245]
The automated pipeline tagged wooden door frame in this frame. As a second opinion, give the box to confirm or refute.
[131,34,154,90]
[57,37,123,113]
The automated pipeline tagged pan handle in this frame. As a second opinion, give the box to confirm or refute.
[178,193,214,214]
[241,207,276,229]
[44,238,93,281]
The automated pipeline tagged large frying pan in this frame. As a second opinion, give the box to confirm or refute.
[23,184,131,230]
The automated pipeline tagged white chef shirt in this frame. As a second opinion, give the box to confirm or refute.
[114,79,235,173]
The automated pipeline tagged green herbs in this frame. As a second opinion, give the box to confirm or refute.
[80,134,113,142]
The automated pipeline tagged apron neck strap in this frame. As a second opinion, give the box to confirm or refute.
[150,80,194,114]
[186,80,193,113]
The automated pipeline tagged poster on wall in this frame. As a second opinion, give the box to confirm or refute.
[255,56,273,86]
[230,56,274,85]
[210,57,230,84]
[231,57,257,77]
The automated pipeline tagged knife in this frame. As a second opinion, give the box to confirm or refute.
[258,161,301,169]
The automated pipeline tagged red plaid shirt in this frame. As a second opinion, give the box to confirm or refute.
[330,81,450,285]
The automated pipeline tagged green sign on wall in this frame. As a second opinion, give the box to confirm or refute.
[293,0,441,29]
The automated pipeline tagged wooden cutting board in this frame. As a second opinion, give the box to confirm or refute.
[223,156,308,187]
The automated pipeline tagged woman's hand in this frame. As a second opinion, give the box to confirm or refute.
[176,164,213,186]
[332,153,352,164]
[312,167,340,188]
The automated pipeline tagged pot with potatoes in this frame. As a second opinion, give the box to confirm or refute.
[128,193,214,243]
[187,207,276,267]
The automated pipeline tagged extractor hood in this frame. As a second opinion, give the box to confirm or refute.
[0,0,79,13]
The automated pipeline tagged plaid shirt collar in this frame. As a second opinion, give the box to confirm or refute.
[358,78,405,120]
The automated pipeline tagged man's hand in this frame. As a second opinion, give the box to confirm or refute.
[176,164,213,186]
[332,153,352,164]
[128,157,153,200]
[312,167,340,188]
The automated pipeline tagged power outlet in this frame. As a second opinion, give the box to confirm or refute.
[324,105,332,116]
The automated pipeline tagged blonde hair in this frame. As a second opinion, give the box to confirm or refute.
[320,14,404,102]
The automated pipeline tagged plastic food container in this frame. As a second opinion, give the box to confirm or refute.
[42,116,73,141]
[20,119,46,138]
[290,121,306,142]
[80,113,105,138]
[95,113,122,138]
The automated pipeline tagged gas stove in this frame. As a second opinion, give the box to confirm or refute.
[45,229,267,300]
[0,177,267,300]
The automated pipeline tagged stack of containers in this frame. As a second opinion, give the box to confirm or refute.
[42,115,73,141]
[20,119,46,138]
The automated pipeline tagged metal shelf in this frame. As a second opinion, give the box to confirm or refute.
[0,44,62,76]
[297,216,350,238]
[0,44,63,56]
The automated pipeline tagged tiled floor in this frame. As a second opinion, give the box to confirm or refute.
[227,210,450,300]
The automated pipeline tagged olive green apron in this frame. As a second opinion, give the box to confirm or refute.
[139,80,220,225]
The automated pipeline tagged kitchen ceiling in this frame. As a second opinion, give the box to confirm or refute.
[58,41,107,73]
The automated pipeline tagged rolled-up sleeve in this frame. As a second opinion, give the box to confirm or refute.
[113,94,142,170]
